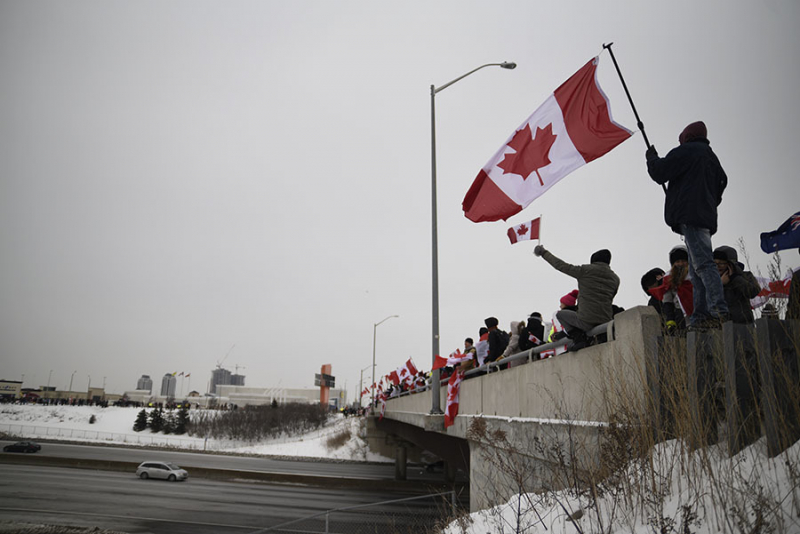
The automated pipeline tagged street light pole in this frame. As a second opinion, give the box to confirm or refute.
[429,61,516,414]
[371,314,399,408]
[68,370,77,395]
[359,364,371,408]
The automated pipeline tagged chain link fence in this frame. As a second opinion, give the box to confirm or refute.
[251,492,460,534]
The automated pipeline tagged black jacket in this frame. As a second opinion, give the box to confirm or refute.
[647,138,727,235]
[723,264,761,324]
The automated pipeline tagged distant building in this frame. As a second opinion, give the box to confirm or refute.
[137,375,153,393]
[210,367,245,393]
[160,374,176,397]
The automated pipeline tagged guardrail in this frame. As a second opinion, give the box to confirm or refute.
[0,423,234,450]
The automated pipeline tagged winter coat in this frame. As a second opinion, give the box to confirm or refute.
[647,138,727,235]
[648,274,693,325]
[723,264,761,323]
[788,269,800,321]
[542,251,620,326]
[501,321,524,359]
[486,328,509,363]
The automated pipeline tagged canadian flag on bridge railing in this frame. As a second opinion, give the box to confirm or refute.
[396,358,419,385]
[444,369,465,428]
[432,349,472,371]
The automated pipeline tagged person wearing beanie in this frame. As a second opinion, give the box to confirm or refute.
[518,312,546,352]
[646,121,729,330]
[533,245,620,350]
[483,317,509,364]
[648,246,694,333]
[640,267,665,315]
[713,245,761,324]
[560,289,579,309]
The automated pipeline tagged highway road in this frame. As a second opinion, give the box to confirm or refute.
[0,440,463,483]
[0,463,460,533]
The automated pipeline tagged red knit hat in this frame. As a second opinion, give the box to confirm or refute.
[560,289,579,307]
[678,121,707,144]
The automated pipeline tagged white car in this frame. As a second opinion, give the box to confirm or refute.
[136,461,189,482]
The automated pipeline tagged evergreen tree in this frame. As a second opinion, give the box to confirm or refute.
[149,407,164,433]
[175,404,190,435]
[133,409,148,432]
[271,399,278,409]
[162,409,177,434]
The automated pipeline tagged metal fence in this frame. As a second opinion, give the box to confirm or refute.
[251,491,460,534]
[0,422,245,450]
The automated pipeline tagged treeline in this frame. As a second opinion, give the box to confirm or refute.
[189,402,328,441]
[133,405,190,435]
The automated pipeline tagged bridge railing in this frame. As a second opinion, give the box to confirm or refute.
[389,320,615,399]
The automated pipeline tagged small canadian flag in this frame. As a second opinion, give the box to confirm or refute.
[507,217,541,244]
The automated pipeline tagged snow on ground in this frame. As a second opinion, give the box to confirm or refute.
[0,404,392,462]
[444,437,800,534]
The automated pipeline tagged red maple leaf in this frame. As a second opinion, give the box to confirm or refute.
[517,224,529,236]
[497,123,557,186]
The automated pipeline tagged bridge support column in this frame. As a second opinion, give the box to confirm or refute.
[394,445,407,481]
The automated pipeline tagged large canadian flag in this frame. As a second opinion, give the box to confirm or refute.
[444,369,465,428]
[463,57,632,223]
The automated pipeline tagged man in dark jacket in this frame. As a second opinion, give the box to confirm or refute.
[646,121,729,330]
[533,246,620,350]
[483,317,508,364]
[713,246,761,323]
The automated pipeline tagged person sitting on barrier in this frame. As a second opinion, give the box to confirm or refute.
[542,290,578,357]
[484,317,510,365]
[534,246,620,351]
[500,320,527,367]
[459,337,477,372]
[648,246,692,334]
[641,267,665,314]
[713,245,761,324]
[475,327,489,368]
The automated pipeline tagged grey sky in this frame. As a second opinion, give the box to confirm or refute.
[1,1,798,397]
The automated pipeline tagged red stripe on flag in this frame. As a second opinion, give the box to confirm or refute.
[507,227,518,244]
[554,59,631,164]
[463,170,523,223]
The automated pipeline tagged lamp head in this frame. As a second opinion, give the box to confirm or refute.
[501,62,517,70]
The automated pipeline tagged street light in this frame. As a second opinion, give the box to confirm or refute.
[371,314,399,407]
[359,365,371,408]
[429,61,516,414]
[68,370,77,394]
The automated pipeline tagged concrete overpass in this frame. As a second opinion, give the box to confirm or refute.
[367,306,800,512]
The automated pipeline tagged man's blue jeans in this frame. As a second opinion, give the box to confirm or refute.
[681,224,729,325]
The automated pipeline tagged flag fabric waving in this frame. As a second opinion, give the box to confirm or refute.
[396,358,419,385]
[444,369,465,428]
[432,349,473,371]
[463,56,632,223]
[760,211,800,253]
[507,217,541,244]
[751,272,794,309]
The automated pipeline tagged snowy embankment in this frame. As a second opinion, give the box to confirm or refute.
[446,437,800,534]
[0,404,392,462]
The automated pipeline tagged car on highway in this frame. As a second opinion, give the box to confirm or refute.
[3,441,41,453]
[136,461,189,482]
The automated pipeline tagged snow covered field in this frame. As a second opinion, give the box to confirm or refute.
[0,404,391,461]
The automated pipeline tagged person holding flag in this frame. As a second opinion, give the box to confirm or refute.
[533,245,620,351]
[646,121,729,330]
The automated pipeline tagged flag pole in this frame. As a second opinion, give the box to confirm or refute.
[602,42,666,194]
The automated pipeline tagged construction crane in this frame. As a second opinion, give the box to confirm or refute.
[217,343,236,369]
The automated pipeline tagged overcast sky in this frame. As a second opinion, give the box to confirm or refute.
[1,1,798,399]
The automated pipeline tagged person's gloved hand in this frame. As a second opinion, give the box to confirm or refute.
[665,320,677,335]
[533,245,546,257]
[646,145,659,161]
